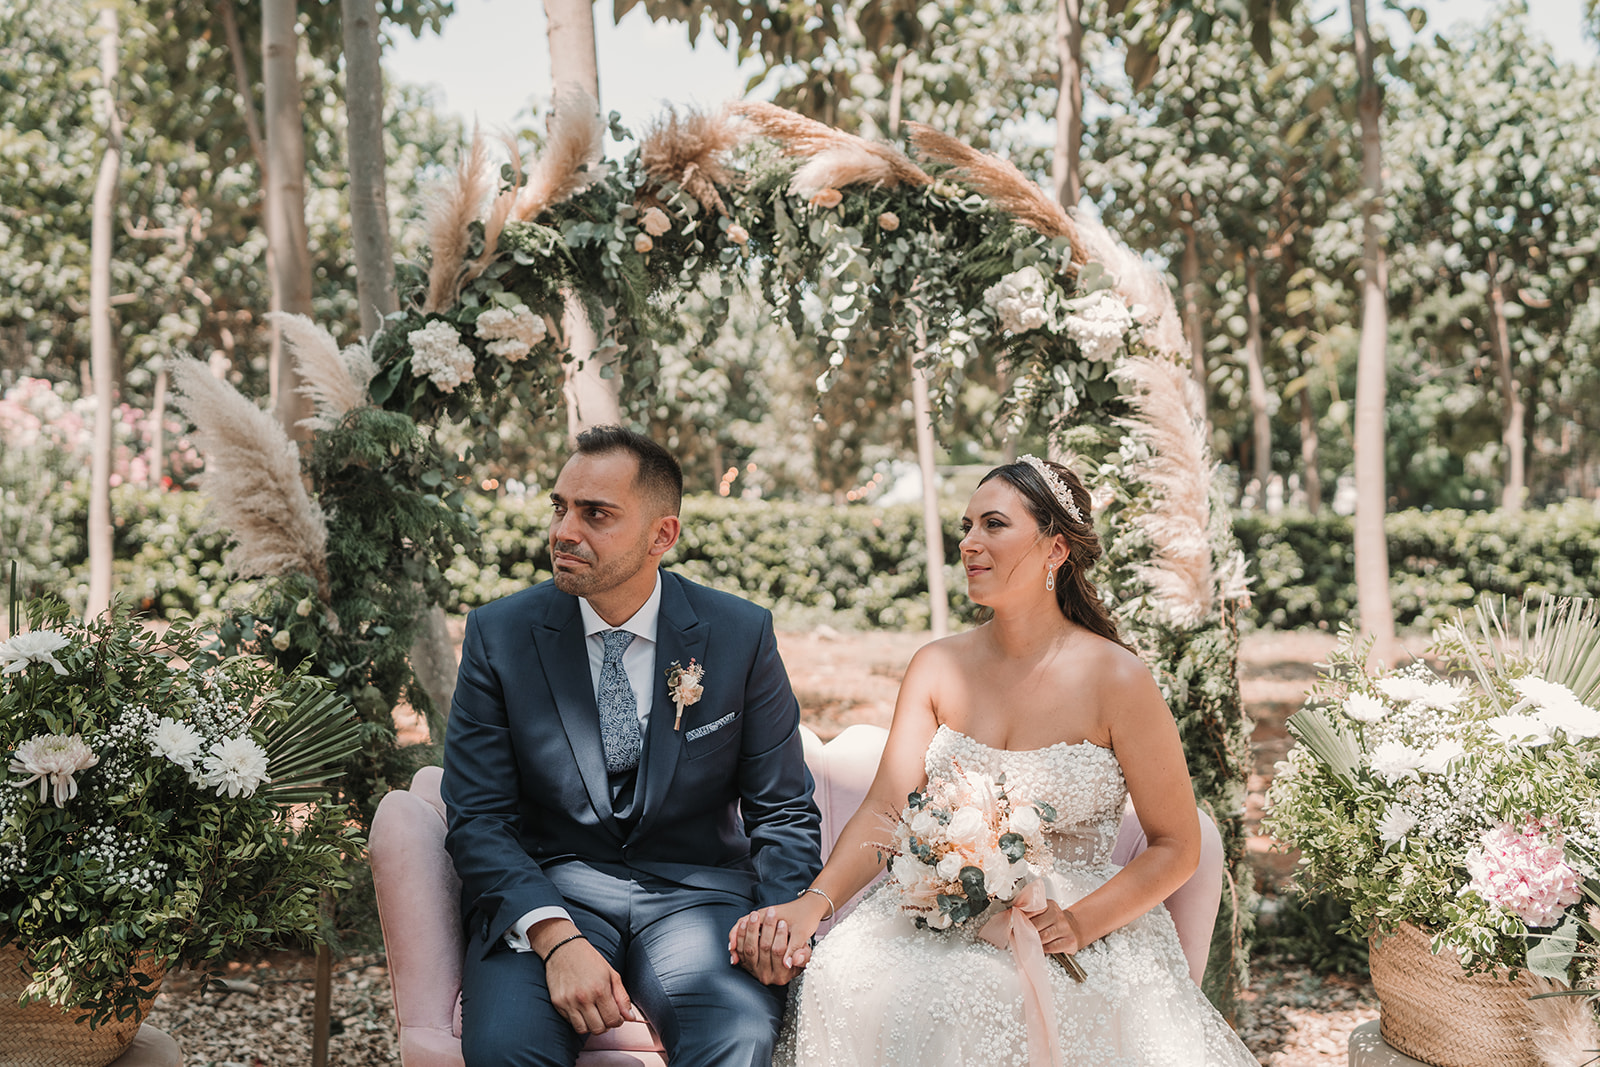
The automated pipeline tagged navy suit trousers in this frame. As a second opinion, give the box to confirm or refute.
[460,860,788,1067]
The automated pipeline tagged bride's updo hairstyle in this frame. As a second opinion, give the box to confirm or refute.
[979,459,1131,651]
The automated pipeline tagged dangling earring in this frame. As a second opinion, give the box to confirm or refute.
[1045,565,1056,592]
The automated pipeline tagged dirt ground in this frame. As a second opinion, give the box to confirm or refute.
[152,624,1367,1067]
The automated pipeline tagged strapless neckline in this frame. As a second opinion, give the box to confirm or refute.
[932,722,1116,759]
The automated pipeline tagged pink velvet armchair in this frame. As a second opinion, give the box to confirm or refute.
[369,723,1225,1067]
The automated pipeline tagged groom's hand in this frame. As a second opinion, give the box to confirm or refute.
[729,907,802,986]
[533,922,642,1035]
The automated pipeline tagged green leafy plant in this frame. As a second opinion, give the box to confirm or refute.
[0,598,363,1025]
[1267,594,1600,979]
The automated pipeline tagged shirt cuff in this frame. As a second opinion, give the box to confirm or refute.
[504,907,573,953]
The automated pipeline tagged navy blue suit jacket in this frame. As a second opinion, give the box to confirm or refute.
[441,570,824,951]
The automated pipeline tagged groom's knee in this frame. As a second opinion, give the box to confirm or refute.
[657,970,784,1067]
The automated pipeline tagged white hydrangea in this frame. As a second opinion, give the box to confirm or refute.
[407,319,475,393]
[1059,290,1134,363]
[200,735,271,798]
[982,266,1050,334]
[474,302,547,364]
[1343,691,1389,723]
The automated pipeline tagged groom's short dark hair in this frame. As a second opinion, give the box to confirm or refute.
[574,426,683,516]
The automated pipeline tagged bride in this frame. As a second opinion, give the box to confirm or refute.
[731,456,1257,1066]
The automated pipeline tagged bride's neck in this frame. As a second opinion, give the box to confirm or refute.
[984,603,1071,658]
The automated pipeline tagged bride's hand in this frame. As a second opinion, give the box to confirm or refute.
[727,897,827,984]
[1027,901,1083,957]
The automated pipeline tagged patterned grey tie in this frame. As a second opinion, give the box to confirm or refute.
[598,629,641,774]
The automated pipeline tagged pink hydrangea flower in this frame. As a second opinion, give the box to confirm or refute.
[1463,818,1582,927]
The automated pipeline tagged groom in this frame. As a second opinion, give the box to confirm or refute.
[441,426,823,1067]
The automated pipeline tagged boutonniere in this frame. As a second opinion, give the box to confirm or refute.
[665,659,705,731]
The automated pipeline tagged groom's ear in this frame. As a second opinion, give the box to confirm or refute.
[648,513,682,558]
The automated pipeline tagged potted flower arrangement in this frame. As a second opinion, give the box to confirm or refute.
[1266,595,1600,1067]
[0,597,362,1067]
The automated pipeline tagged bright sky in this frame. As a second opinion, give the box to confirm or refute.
[385,0,1592,137]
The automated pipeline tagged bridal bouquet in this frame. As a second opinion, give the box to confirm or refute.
[1266,595,1600,979]
[0,597,362,1024]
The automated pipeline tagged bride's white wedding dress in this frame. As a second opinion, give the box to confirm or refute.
[777,725,1258,1066]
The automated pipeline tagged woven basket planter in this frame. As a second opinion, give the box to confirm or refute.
[1368,922,1540,1067]
[0,945,165,1067]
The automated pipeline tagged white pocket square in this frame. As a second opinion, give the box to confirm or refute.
[685,712,736,742]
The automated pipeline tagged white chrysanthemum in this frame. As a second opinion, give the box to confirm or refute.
[1484,714,1555,747]
[474,303,547,364]
[1375,673,1464,710]
[147,717,206,772]
[407,319,475,393]
[8,732,98,807]
[1509,676,1600,740]
[1060,290,1134,363]
[1417,739,1465,775]
[0,630,70,675]
[1377,804,1419,844]
[1344,691,1389,723]
[200,735,271,798]
[1368,740,1426,784]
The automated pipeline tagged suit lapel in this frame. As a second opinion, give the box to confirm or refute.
[634,573,708,837]
[529,597,623,840]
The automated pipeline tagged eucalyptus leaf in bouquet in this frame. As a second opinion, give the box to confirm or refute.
[0,597,363,1025]
[1266,595,1600,979]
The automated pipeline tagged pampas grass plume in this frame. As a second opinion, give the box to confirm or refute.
[170,358,331,603]
[268,312,373,432]
[513,85,606,222]
[1528,980,1600,1067]
[422,129,493,313]
[639,105,741,215]
[906,123,1079,254]
[733,101,930,194]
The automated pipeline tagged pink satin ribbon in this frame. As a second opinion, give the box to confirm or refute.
[979,880,1065,1067]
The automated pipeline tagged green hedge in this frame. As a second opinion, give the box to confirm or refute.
[1234,501,1600,630]
[23,490,1600,630]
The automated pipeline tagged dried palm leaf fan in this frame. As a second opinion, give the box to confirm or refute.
[1451,594,1600,710]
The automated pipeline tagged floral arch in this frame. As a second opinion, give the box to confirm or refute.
[172,97,1252,1005]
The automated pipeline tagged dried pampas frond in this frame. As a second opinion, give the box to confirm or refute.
[733,101,930,194]
[462,131,526,290]
[513,86,607,223]
[1070,212,1188,362]
[422,130,494,313]
[906,123,1080,257]
[639,105,741,216]
[1528,979,1600,1067]
[170,358,331,603]
[268,312,373,432]
[1115,354,1218,628]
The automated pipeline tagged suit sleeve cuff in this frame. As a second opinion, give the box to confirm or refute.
[504,906,573,953]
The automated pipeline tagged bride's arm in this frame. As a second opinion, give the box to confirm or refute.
[1034,648,1201,955]
[730,644,947,976]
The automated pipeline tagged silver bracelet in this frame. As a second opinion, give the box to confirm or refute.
[799,885,836,921]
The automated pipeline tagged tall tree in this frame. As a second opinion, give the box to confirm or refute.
[342,0,397,337]
[1350,0,1396,663]
[86,2,124,621]
[1054,0,1085,210]
[264,0,315,435]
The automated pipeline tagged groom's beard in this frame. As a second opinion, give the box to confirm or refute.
[550,537,651,598]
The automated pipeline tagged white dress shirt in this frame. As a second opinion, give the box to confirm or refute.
[505,573,663,953]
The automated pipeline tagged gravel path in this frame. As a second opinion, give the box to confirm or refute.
[144,625,1376,1066]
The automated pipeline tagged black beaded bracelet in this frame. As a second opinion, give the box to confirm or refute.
[539,932,586,965]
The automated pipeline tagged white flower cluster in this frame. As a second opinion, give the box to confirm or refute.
[0,628,71,675]
[81,820,169,897]
[982,266,1051,334]
[146,715,271,798]
[407,319,476,393]
[474,302,547,363]
[0,787,22,885]
[1059,290,1135,363]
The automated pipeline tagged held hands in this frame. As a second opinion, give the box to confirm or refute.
[727,896,828,985]
[536,925,643,1036]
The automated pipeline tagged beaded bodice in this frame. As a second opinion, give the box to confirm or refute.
[925,724,1127,868]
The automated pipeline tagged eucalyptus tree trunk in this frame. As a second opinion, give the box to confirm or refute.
[87,4,123,621]
[1350,0,1396,664]
[1486,251,1525,511]
[342,0,397,338]
[1243,254,1270,501]
[219,0,284,391]
[147,362,168,488]
[263,0,314,436]
[1299,386,1321,516]
[1052,0,1084,210]
[1179,210,1207,417]
[546,0,619,437]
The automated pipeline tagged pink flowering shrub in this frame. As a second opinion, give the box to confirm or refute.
[1464,818,1583,928]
